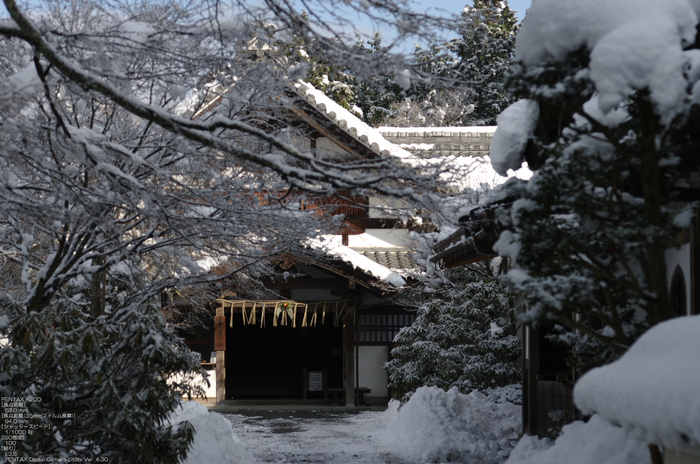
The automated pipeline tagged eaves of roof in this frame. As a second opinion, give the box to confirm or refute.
[379,127,496,159]
[430,231,495,268]
[430,203,506,268]
[299,255,401,296]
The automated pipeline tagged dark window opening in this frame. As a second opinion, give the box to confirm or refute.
[357,311,416,345]
[670,265,687,317]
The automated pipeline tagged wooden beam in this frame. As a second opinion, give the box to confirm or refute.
[184,339,214,345]
[525,325,540,436]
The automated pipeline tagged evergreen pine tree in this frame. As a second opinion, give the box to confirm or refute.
[347,35,406,126]
[386,1,518,127]
[493,43,697,364]
[287,21,403,126]
[0,262,202,462]
[386,263,521,403]
[449,0,518,125]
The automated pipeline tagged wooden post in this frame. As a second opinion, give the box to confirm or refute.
[526,325,540,436]
[343,318,355,407]
[215,305,226,405]
[522,325,529,435]
[302,367,307,400]
[323,368,328,401]
[355,314,360,406]
[691,220,699,315]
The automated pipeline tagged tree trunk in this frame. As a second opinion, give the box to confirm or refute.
[90,257,106,317]
[636,95,671,326]
[648,444,664,464]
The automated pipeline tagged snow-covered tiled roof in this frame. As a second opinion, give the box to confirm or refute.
[352,248,416,271]
[379,126,496,158]
[307,236,407,288]
[292,81,415,160]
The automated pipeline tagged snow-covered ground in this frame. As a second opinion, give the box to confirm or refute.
[172,386,521,464]
[171,385,654,464]
[224,409,407,464]
[505,415,651,464]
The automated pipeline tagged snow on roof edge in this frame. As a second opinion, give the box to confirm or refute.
[293,81,415,160]
[307,236,407,288]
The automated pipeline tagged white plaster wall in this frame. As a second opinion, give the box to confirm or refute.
[356,346,389,397]
[291,135,311,152]
[665,243,691,314]
[202,370,216,398]
[317,137,347,159]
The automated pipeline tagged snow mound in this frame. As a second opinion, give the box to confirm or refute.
[505,415,650,464]
[381,386,520,463]
[516,0,698,121]
[490,100,539,176]
[574,315,700,450]
[170,401,256,464]
[517,0,697,65]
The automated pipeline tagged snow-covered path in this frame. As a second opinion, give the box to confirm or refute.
[179,387,654,464]
[179,388,523,464]
[223,409,411,464]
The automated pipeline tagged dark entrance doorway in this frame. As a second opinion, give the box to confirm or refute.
[226,311,343,399]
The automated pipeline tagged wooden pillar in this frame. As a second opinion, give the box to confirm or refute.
[355,313,360,406]
[691,220,699,315]
[343,317,355,406]
[302,367,307,400]
[214,305,226,405]
[521,325,529,435]
[522,325,540,435]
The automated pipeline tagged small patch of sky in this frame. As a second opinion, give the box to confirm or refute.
[2,0,531,62]
[284,0,530,55]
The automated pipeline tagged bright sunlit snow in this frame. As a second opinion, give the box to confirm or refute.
[490,100,539,176]
[308,235,407,287]
[516,0,699,120]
